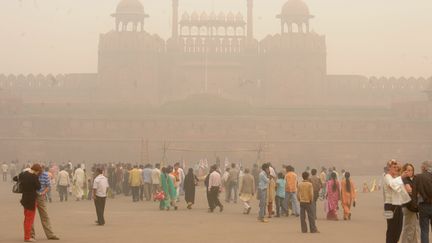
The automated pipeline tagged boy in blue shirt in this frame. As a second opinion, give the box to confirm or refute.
[276,172,288,217]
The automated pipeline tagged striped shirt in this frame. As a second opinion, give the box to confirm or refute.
[38,171,51,193]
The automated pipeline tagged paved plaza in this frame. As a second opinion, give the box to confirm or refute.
[0,178,412,243]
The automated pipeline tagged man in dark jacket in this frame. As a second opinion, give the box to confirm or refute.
[413,161,432,243]
[14,164,42,242]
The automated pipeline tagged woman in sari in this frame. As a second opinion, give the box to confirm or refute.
[341,172,356,220]
[160,167,177,211]
[326,172,340,220]
[184,168,199,209]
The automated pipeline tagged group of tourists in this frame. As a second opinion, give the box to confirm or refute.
[10,158,432,242]
[237,162,357,234]
[383,160,432,243]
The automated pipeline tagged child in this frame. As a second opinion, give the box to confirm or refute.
[275,172,287,217]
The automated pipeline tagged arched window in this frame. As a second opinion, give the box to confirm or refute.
[191,26,198,36]
[126,22,134,32]
[236,27,244,36]
[181,26,189,36]
[200,26,207,36]
[291,23,299,33]
[218,27,226,36]
[227,26,235,36]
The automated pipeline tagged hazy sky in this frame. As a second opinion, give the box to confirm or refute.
[1,0,431,77]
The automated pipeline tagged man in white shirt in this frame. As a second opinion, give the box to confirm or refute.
[174,163,185,200]
[1,162,8,182]
[151,164,161,196]
[208,165,224,213]
[93,168,109,226]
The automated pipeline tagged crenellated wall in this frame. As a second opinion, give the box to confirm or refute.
[325,75,432,107]
[327,75,430,91]
[260,32,326,54]
[0,73,97,90]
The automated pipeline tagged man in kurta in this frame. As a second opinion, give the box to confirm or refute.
[73,164,85,201]
[239,168,255,214]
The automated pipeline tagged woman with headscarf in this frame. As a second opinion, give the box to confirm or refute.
[184,168,199,209]
[14,164,42,242]
[326,172,340,220]
[341,172,356,220]
[160,167,177,211]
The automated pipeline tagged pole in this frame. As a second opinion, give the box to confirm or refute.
[145,139,149,163]
[256,143,263,166]
[140,138,144,164]
[162,141,168,166]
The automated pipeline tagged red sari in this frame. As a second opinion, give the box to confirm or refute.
[326,179,340,220]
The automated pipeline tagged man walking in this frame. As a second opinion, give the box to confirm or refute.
[2,162,8,182]
[413,161,432,243]
[239,168,255,214]
[142,164,153,201]
[258,163,270,223]
[309,168,322,219]
[285,165,300,216]
[208,165,223,213]
[129,165,142,202]
[73,164,85,201]
[297,172,319,233]
[32,165,60,240]
[226,163,240,203]
[57,166,70,202]
[151,164,161,197]
[93,168,109,226]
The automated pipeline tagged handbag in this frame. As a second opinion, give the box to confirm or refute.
[383,210,394,219]
[154,191,165,201]
[12,176,23,194]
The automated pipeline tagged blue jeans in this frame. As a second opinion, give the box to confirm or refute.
[419,203,432,243]
[226,181,238,202]
[285,192,300,216]
[275,195,287,216]
[258,189,267,220]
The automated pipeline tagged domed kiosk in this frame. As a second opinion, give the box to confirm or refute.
[277,0,314,33]
[111,0,149,32]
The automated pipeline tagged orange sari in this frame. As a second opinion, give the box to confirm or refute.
[341,179,356,220]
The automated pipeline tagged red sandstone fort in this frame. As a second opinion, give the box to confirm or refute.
[0,0,431,172]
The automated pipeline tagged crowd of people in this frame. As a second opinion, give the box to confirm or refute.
[5,159,432,242]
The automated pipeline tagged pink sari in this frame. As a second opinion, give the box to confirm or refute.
[326,179,340,220]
